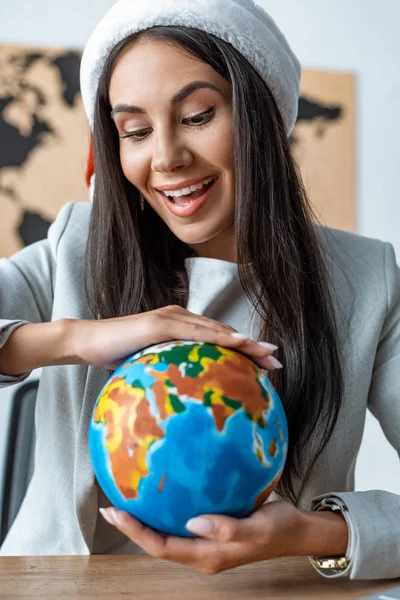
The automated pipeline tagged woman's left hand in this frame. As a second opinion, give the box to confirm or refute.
[100,500,308,574]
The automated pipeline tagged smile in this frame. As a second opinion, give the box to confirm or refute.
[158,176,218,218]
[164,177,215,199]
[163,176,215,204]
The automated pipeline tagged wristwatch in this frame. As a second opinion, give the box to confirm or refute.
[308,498,351,575]
[309,555,350,571]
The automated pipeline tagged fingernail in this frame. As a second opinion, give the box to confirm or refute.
[258,342,278,351]
[267,356,283,369]
[231,333,248,340]
[99,508,117,526]
[185,517,215,536]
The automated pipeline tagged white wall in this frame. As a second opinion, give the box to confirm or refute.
[0,0,399,494]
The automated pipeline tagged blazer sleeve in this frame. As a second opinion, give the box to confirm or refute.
[310,241,400,580]
[0,202,74,387]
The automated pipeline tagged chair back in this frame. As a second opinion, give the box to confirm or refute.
[0,380,38,547]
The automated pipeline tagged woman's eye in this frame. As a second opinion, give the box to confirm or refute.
[119,107,215,144]
[120,129,150,143]
[184,107,215,126]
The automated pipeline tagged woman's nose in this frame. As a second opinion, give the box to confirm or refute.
[151,132,192,173]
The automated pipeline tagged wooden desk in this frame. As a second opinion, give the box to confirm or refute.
[0,555,399,599]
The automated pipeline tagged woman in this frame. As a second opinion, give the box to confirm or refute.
[0,0,399,582]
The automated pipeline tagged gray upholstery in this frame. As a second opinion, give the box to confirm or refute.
[0,381,37,546]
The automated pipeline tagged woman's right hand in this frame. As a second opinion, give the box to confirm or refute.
[71,305,282,372]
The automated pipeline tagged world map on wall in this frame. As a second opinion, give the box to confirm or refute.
[0,46,89,257]
[0,45,353,258]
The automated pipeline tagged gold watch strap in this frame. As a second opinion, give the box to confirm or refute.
[309,497,351,573]
[309,555,350,570]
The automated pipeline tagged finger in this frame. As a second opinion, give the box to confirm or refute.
[110,510,169,555]
[168,324,263,354]
[108,327,281,371]
[111,332,281,371]
[186,514,260,544]
[106,509,216,565]
[232,338,278,356]
[142,306,280,359]
[162,310,278,360]
[248,354,283,371]
[162,318,278,356]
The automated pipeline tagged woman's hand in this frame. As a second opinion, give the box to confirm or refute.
[99,501,308,574]
[100,500,349,574]
[68,305,282,371]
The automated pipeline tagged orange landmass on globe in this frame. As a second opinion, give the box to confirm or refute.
[132,345,271,430]
[158,473,166,493]
[94,376,164,499]
[269,439,277,458]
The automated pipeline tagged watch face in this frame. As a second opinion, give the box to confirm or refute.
[309,555,349,571]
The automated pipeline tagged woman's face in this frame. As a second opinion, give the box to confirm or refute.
[109,38,236,261]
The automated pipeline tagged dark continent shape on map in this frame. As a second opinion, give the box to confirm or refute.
[18,211,51,247]
[290,95,343,146]
[297,96,342,124]
[0,99,52,169]
[51,52,82,107]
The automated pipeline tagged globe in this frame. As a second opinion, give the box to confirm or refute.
[89,340,288,537]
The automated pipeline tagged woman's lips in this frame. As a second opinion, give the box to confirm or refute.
[159,177,218,218]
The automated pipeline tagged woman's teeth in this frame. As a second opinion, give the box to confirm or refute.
[163,177,215,206]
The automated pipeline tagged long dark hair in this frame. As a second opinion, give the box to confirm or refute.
[85,26,344,505]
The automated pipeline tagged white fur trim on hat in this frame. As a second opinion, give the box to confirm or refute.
[80,0,301,135]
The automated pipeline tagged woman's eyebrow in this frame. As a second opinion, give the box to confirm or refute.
[110,80,222,118]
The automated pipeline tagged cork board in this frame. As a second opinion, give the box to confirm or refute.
[292,70,356,232]
[0,45,89,258]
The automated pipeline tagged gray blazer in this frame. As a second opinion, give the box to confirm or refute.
[0,202,399,580]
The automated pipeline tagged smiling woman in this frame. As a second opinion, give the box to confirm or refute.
[1,0,400,585]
